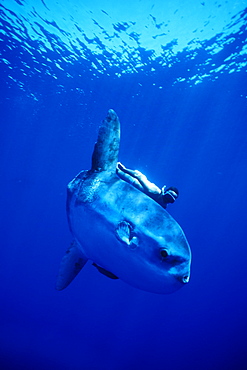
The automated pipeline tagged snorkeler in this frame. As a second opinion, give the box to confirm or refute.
[116,162,179,209]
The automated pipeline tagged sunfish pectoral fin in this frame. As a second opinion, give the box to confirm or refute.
[56,240,88,291]
[115,221,139,249]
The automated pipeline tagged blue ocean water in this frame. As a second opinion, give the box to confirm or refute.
[1,0,247,369]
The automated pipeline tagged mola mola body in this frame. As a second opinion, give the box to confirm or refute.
[56,110,191,294]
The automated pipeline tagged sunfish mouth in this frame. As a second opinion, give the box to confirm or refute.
[182,275,190,283]
[176,275,190,284]
[179,275,190,284]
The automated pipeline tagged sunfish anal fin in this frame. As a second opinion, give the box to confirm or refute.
[56,240,88,290]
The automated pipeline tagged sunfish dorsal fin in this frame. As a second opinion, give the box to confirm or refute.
[91,109,120,172]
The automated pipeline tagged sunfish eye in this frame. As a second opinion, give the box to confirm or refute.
[160,249,169,258]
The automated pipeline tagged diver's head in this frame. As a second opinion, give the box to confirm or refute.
[161,186,179,204]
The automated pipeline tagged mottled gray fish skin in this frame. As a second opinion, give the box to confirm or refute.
[56,110,191,294]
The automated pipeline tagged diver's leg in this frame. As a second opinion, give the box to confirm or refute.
[135,173,161,194]
[117,162,138,177]
[116,166,145,192]
[117,163,160,195]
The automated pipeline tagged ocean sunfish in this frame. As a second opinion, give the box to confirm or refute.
[56,110,191,294]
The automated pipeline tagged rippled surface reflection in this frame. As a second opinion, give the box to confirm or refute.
[1,0,247,90]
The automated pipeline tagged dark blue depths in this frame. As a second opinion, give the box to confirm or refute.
[1,8,247,370]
